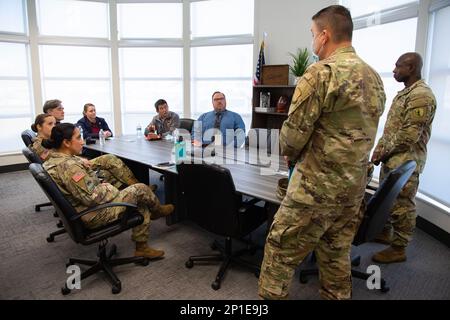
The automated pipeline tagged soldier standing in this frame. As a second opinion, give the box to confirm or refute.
[258,5,386,300]
[371,52,436,263]
[43,123,174,259]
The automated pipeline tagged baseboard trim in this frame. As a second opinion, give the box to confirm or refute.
[417,216,450,248]
[0,163,28,174]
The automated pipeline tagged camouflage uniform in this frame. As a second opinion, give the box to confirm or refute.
[144,111,180,137]
[30,136,54,162]
[258,47,385,300]
[44,152,161,242]
[373,79,436,248]
[30,136,138,189]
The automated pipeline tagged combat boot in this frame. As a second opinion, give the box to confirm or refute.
[135,242,165,259]
[372,246,406,264]
[151,204,174,220]
[372,228,393,245]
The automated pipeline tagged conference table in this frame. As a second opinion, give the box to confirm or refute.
[83,135,287,225]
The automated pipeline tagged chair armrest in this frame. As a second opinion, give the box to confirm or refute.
[366,185,377,192]
[238,198,264,213]
[71,202,138,221]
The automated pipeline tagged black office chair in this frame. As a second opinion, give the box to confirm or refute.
[29,163,150,295]
[245,128,274,153]
[22,147,66,242]
[298,160,417,293]
[179,118,195,133]
[21,129,36,147]
[21,131,53,213]
[177,162,266,290]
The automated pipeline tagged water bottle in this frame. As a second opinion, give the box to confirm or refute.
[78,126,84,141]
[99,129,105,146]
[136,123,142,138]
[174,135,186,163]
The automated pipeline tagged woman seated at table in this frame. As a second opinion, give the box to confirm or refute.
[42,123,174,259]
[30,114,155,191]
[77,103,113,140]
[30,113,57,162]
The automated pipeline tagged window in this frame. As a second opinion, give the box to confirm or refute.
[353,18,418,142]
[191,44,253,129]
[0,42,33,153]
[117,2,182,39]
[119,47,183,134]
[191,0,254,38]
[40,45,113,127]
[0,0,26,34]
[420,4,450,206]
[343,0,418,17]
[37,0,108,38]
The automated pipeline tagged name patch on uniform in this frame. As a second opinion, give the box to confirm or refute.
[72,172,86,182]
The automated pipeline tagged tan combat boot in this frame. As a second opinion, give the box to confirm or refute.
[151,204,174,220]
[135,242,165,259]
[372,246,406,264]
[372,228,393,245]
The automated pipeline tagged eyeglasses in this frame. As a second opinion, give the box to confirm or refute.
[213,97,225,101]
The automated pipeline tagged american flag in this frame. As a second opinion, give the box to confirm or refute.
[253,40,265,86]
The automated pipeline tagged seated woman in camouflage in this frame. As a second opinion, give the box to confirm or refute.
[42,123,174,259]
[30,114,153,190]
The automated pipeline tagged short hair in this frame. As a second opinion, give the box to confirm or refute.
[43,99,62,114]
[31,113,53,133]
[312,5,353,42]
[154,99,167,112]
[212,91,226,100]
[83,103,95,114]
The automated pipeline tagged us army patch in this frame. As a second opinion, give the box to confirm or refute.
[411,107,427,121]
[85,179,95,193]
[72,172,85,182]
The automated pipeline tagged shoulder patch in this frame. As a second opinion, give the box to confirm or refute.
[72,172,86,182]
[410,107,427,121]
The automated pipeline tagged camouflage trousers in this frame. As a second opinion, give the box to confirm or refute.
[90,154,139,189]
[258,197,362,300]
[380,165,420,248]
[84,183,160,243]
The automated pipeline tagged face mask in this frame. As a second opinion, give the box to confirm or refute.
[311,33,322,62]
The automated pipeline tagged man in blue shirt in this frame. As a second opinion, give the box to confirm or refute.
[193,91,245,147]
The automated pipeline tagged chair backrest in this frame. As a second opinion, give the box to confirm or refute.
[353,160,417,245]
[22,147,43,164]
[245,128,273,153]
[179,118,195,133]
[21,129,36,147]
[177,162,245,237]
[28,163,85,243]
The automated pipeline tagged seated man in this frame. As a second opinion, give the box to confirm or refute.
[77,103,113,139]
[43,99,64,124]
[193,91,245,147]
[144,99,180,140]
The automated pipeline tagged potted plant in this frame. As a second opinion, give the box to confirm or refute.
[289,48,311,84]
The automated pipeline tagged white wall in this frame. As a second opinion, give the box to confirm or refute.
[254,0,337,84]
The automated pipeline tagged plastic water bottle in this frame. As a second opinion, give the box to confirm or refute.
[99,129,105,146]
[174,135,186,163]
[136,123,142,138]
[78,126,84,141]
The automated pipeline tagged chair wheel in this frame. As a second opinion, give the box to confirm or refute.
[61,286,71,295]
[299,273,308,284]
[35,206,41,212]
[46,236,54,243]
[53,212,58,218]
[112,283,122,294]
[185,260,194,268]
[211,281,221,290]
[57,221,63,228]
[254,270,260,278]
[380,286,390,293]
